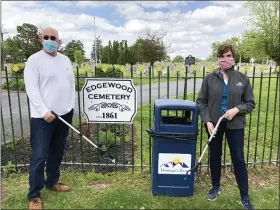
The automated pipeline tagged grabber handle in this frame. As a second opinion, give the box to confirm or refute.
[50,110,99,149]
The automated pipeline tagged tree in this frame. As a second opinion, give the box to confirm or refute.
[64,40,85,63]
[123,40,129,64]
[74,50,84,67]
[126,46,138,65]
[165,55,171,62]
[134,29,171,77]
[244,1,280,66]
[108,41,112,64]
[195,57,204,62]
[117,41,128,65]
[132,39,144,63]
[172,55,184,63]
[3,37,25,63]
[239,30,267,63]
[100,46,110,63]
[14,23,42,59]
[91,35,102,63]
[111,41,120,64]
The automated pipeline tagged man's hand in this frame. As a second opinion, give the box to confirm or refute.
[43,111,56,123]
[206,121,216,136]
[222,107,239,121]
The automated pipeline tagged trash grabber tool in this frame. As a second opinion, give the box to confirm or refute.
[184,116,224,179]
[51,111,115,163]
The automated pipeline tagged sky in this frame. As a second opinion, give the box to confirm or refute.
[2,1,251,60]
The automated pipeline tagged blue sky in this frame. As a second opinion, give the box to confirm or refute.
[2,1,249,59]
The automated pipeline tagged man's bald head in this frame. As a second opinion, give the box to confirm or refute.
[42,27,59,39]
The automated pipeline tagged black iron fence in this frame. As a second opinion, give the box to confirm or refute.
[1,65,279,174]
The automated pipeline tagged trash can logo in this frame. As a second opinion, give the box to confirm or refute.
[158,153,192,175]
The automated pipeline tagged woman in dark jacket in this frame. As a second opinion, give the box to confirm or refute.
[196,44,255,210]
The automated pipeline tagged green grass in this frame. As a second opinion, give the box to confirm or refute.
[132,76,279,169]
[1,165,279,209]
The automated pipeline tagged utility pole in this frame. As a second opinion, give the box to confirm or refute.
[94,16,97,71]
[1,25,8,71]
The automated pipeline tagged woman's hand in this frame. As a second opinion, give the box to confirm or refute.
[206,121,216,136]
[222,107,240,120]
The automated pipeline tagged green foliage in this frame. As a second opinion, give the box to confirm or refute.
[113,40,130,65]
[2,78,25,91]
[108,41,112,64]
[2,63,25,91]
[111,41,120,64]
[3,23,42,63]
[134,29,167,65]
[2,161,16,176]
[172,55,184,63]
[15,23,42,59]
[74,50,84,66]
[99,29,169,68]
[3,37,25,63]
[100,45,110,63]
[244,1,279,65]
[123,40,129,64]
[95,64,123,78]
[97,130,121,147]
[64,40,85,63]
[239,30,267,63]
[73,65,93,77]
[208,1,279,66]
[165,55,171,62]
[10,63,25,76]
[126,45,138,65]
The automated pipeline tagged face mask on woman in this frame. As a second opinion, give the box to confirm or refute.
[218,57,234,70]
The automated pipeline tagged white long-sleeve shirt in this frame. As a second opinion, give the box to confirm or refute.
[24,50,75,118]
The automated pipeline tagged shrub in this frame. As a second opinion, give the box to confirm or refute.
[2,78,25,91]
[74,65,93,77]
[95,64,123,78]
[10,63,25,76]
[97,130,121,146]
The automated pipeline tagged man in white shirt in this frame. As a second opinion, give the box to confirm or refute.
[24,27,75,210]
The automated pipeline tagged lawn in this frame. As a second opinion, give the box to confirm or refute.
[1,164,278,209]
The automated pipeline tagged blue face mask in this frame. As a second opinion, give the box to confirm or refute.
[42,40,58,53]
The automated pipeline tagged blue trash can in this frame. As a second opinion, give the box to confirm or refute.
[147,99,199,197]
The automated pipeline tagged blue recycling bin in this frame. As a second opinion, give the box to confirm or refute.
[148,99,198,197]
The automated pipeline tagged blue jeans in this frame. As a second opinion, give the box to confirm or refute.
[27,109,73,201]
[206,121,249,198]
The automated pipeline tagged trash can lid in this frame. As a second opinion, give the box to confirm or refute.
[154,99,197,109]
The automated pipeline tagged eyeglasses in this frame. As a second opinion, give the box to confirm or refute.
[43,35,57,41]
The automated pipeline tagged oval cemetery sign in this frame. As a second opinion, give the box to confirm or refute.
[82,79,137,124]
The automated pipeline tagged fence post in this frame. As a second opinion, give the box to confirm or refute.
[4,66,17,170]
[183,65,188,100]
[76,65,83,167]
